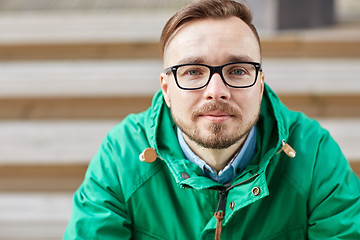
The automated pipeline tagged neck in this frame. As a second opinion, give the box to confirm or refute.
[182,134,247,172]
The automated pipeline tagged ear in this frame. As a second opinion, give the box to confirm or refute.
[160,73,171,107]
[259,71,265,100]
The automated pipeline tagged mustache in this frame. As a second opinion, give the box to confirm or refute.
[191,101,240,119]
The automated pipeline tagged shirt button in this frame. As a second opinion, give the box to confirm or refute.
[229,201,235,210]
[181,172,190,179]
[252,186,261,196]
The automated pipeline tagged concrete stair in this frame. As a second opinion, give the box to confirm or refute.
[0,192,73,240]
[0,4,359,239]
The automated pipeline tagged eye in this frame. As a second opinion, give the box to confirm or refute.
[230,68,246,75]
[187,69,201,76]
[177,65,207,79]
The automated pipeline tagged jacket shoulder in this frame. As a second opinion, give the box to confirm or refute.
[88,107,165,201]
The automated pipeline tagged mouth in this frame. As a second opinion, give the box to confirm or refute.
[199,111,234,123]
[192,101,239,123]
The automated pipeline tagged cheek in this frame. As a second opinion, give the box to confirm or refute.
[233,89,262,111]
[250,83,263,104]
[169,91,197,114]
[163,80,179,108]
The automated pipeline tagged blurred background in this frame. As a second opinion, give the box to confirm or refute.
[0,0,359,239]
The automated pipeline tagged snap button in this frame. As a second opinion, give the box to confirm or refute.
[181,172,190,179]
[229,201,235,210]
[252,186,261,196]
[139,148,157,163]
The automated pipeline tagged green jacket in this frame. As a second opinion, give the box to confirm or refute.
[64,84,360,239]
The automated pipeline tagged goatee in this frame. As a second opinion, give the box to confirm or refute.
[172,101,259,149]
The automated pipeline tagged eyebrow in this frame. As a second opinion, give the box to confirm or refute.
[177,55,257,65]
[224,55,256,63]
[177,56,206,65]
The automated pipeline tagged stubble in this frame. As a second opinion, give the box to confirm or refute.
[172,101,259,149]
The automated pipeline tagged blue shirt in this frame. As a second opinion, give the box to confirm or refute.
[177,126,257,184]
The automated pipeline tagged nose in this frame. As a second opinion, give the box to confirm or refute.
[203,73,231,101]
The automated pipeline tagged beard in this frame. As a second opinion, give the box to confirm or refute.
[171,101,260,149]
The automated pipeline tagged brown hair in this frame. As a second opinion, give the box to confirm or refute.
[160,0,261,55]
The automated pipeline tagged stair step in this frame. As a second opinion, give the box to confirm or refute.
[0,192,72,240]
[1,94,359,120]
[0,60,162,97]
[1,119,358,164]
[1,59,359,97]
[0,0,187,11]
[0,11,169,44]
[0,12,359,60]
[1,58,359,119]
[0,120,117,164]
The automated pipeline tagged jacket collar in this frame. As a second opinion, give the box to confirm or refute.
[145,84,290,189]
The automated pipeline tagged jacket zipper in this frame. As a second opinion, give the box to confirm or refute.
[213,173,259,240]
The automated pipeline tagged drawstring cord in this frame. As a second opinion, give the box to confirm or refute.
[214,190,228,240]
[214,212,224,240]
[276,140,296,158]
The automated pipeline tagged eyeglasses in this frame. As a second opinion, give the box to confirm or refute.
[165,61,261,90]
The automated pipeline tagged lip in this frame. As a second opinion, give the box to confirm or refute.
[199,111,233,123]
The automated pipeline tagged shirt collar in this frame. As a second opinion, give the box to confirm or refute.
[177,125,257,184]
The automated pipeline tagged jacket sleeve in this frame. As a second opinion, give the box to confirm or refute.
[63,137,132,240]
[307,132,360,239]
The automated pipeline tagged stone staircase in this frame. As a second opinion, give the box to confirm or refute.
[0,1,360,239]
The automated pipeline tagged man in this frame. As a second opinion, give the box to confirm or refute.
[64,0,360,239]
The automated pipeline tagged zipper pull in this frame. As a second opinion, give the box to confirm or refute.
[281,140,296,158]
[214,190,228,240]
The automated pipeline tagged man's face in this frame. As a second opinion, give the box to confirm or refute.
[160,17,264,149]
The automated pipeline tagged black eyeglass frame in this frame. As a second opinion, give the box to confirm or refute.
[164,61,262,90]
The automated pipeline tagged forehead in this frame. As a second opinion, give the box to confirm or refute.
[164,17,261,65]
